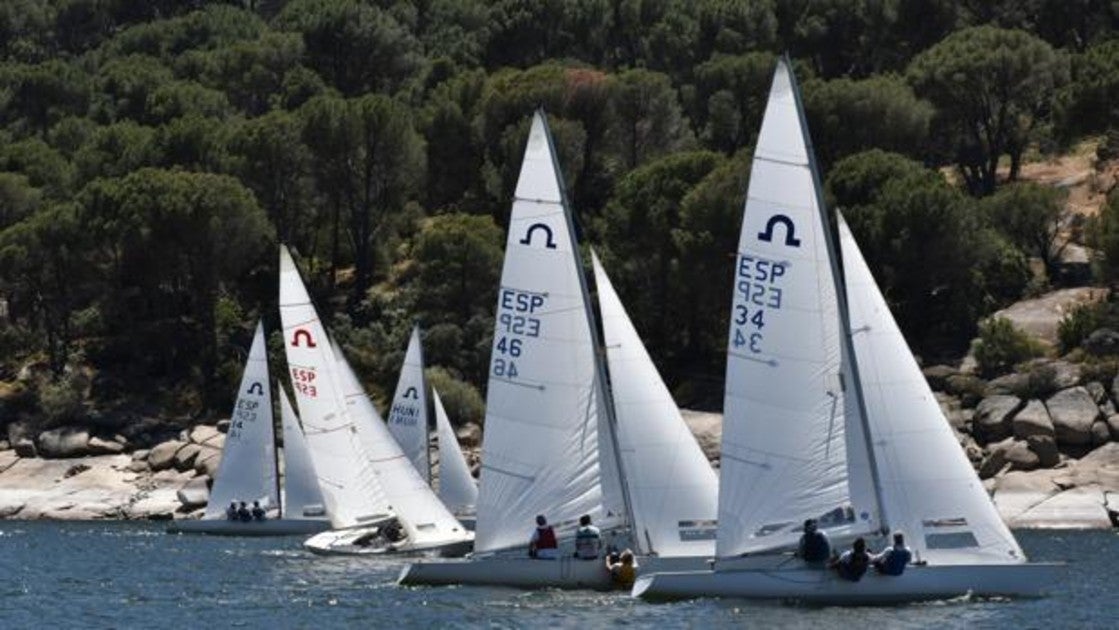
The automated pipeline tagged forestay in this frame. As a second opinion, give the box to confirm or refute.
[475,111,625,554]
[205,321,279,518]
[278,390,327,520]
[432,389,478,516]
[279,246,387,529]
[333,340,469,547]
[388,326,431,483]
[717,59,880,557]
[838,214,1024,565]
[591,252,718,557]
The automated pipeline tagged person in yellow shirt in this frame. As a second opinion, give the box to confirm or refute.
[605,549,637,588]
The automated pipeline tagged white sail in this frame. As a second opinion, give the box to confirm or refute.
[475,111,625,554]
[332,340,470,547]
[205,321,279,518]
[279,246,390,529]
[387,325,431,483]
[432,389,478,516]
[279,389,328,520]
[838,214,1024,564]
[591,251,719,557]
[716,59,880,557]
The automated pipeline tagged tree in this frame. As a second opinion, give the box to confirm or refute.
[608,68,694,171]
[1090,188,1119,282]
[907,26,1069,196]
[690,52,776,154]
[0,172,42,230]
[979,182,1066,283]
[1057,40,1119,139]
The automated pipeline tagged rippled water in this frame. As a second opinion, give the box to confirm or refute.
[1,523,1113,628]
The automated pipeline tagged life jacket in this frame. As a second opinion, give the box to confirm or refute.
[536,525,557,549]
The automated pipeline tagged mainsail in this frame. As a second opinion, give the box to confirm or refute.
[205,321,279,518]
[591,251,719,557]
[716,59,880,557]
[278,389,327,520]
[474,111,626,554]
[432,389,479,516]
[387,326,431,483]
[838,213,1024,564]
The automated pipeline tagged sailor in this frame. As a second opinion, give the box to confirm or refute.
[225,501,238,521]
[528,514,558,559]
[573,514,601,560]
[830,537,871,582]
[872,531,913,576]
[237,501,252,522]
[605,549,638,588]
[796,518,831,565]
[251,500,266,521]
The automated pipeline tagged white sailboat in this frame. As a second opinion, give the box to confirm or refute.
[399,111,717,589]
[168,321,330,536]
[279,246,473,556]
[632,58,1060,604]
[432,388,478,521]
[387,325,431,483]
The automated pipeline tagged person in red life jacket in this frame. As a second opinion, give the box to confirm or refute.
[528,514,558,559]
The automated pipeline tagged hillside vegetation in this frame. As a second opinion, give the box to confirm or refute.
[1,1,1119,440]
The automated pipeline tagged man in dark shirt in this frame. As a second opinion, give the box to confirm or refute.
[796,518,831,565]
[873,531,913,576]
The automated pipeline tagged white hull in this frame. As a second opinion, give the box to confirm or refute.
[399,555,709,591]
[167,518,330,537]
[633,562,1064,604]
[304,522,474,558]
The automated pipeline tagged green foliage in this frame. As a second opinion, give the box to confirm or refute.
[1058,302,1104,353]
[425,366,485,427]
[971,317,1046,378]
[1089,188,1119,281]
[1058,40,1119,139]
[907,26,1069,196]
[36,363,88,428]
[979,182,1065,282]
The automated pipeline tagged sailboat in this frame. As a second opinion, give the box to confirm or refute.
[398,110,717,589]
[387,325,479,526]
[279,246,473,556]
[632,58,1060,604]
[168,321,330,536]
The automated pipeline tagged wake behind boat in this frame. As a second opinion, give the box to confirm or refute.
[633,57,1061,604]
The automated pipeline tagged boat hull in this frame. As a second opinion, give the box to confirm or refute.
[304,523,474,558]
[398,555,710,591]
[633,562,1065,605]
[166,518,330,537]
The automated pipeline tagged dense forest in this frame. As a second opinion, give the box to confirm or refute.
[1,0,1119,438]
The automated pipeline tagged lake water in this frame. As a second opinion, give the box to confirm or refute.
[1,523,1113,628]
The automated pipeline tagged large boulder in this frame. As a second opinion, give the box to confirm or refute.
[1004,440,1040,471]
[973,395,1021,443]
[148,440,186,472]
[1108,414,1119,440]
[922,365,957,391]
[193,446,222,477]
[1012,400,1055,440]
[1084,328,1119,356]
[13,437,37,458]
[978,437,1015,479]
[1047,387,1102,446]
[173,443,203,471]
[37,428,90,458]
[985,373,1029,397]
[945,374,986,407]
[1045,360,1082,390]
[189,425,220,445]
[1026,434,1060,468]
[87,436,125,455]
[1085,381,1109,405]
[1090,421,1111,446]
[176,476,210,510]
[204,432,225,450]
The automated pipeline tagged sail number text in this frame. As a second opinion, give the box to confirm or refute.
[493,288,546,380]
[732,255,785,355]
[291,367,318,398]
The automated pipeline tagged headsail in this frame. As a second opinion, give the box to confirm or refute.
[432,389,479,516]
[592,252,719,557]
[716,59,880,557]
[205,321,279,518]
[838,213,1024,564]
[387,325,431,483]
[279,245,389,528]
[278,389,328,520]
[475,111,625,554]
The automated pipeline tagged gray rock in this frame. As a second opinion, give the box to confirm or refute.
[1047,360,1082,390]
[1090,421,1111,446]
[1083,327,1119,356]
[132,449,150,461]
[986,373,1029,397]
[87,436,125,455]
[37,428,90,458]
[945,374,986,407]
[978,437,1015,479]
[456,422,482,448]
[148,440,186,472]
[0,439,9,450]
[974,395,1022,443]
[204,433,225,450]
[178,428,190,443]
[936,393,969,431]
[173,443,203,471]
[1026,434,1060,468]
[1110,373,1119,408]
[1012,400,1055,440]
[13,437,36,458]
[1047,387,1102,446]
[1005,440,1040,471]
[189,425,220,445]
[193,446,222,477]
[923,365,957,391]
[1086,380,1109,404]
[176,476,210,509]
[127,459,149,473]
[1108,414,1119,440]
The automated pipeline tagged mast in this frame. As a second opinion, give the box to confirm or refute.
[415,322,434,484]
[537,109,640,552]
[785,54,889,536]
